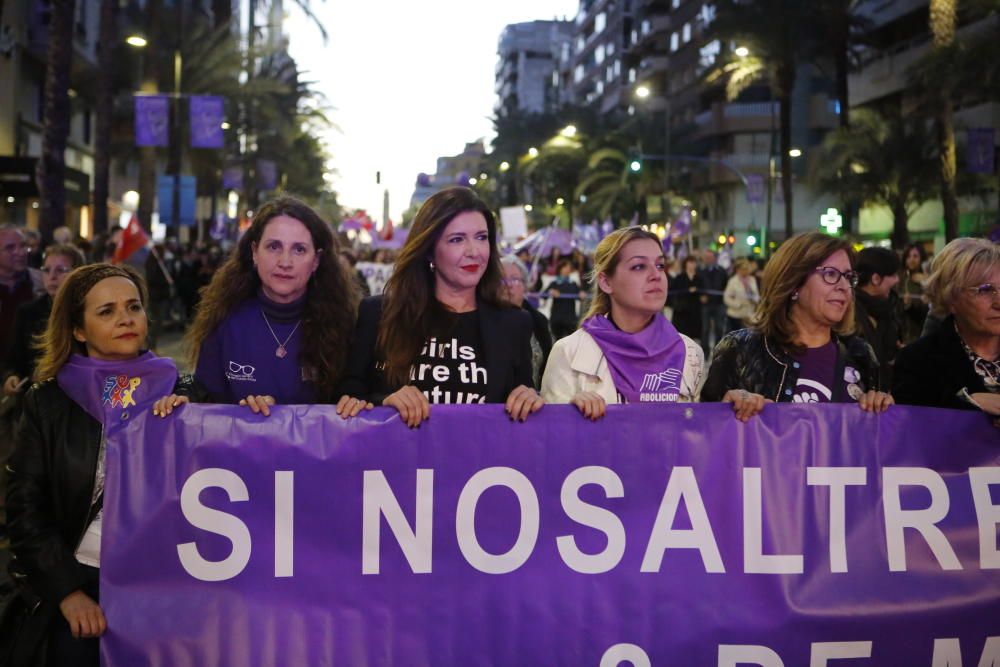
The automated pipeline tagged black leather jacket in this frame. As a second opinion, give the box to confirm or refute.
[702,328,880,403]
[6,374,201,607]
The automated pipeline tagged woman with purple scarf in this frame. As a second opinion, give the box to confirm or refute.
[541,227,705,419]
[3,264,198,666]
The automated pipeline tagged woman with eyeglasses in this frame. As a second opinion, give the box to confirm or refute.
[893,238,1000,425]
[499,255,553,388]
[3,245,86,398]
[185,196,361,416]
[702,232,892,421]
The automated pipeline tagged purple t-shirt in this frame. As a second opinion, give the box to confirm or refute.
[790,341,850,403]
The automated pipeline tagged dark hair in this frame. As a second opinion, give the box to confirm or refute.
[902,243,927,266]
[35,264,148,380]
[556,258,574,273]
[857,247,900,286]
[186,195,360,401]
[377,187,504,389]
[43,243,86,268]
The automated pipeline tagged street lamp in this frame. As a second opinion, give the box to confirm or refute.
[556,197,565,205]
[126,34,148,48]
[788,148,802,158]
[528,147,539,158]
[734,46,750,58]
[561,125,577,138]
[635,85,651,99]
[524,204,533,212]
[499,161,510,172]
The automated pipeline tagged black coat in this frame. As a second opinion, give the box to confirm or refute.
[669,271,702,339]
[702,328,880,403]
[853,290,902,389]
[893,316,994,411]
[3,295,51,382]
[3,374,201,665]
[338,296,534,405]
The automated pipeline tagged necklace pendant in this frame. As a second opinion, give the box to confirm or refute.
[276,345,287,359]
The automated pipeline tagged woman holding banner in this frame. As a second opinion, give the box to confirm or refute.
[893,237,1000,425]
[540,227,705,420]
[186,196,362,416]
[3,264,197,665]
[701,232,892,421]
[337,187,543,427]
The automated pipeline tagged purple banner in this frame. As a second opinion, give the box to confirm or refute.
[190,95,225,149]
[257,159,278,190]
[966,128,996,174]
[746,174,765,203]
[101,402,1000,666]
[222,166,243,191]
[134,95,170,147]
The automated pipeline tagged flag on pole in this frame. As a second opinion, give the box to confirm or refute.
[134,96,169,147]
[113,215,150,264]
[381,217,394,241]
[189,96,225,149]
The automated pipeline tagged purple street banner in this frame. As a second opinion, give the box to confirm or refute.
[134,95,170,147]
[100,402,1000,666]
[221,165,243,191]
[745,174,765,203]
[257,159,278,190]
[189,95,225,149]
[966,128,996,175]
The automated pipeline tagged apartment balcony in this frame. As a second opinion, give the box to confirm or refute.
[637,55,669,78]
[695,102,779,137]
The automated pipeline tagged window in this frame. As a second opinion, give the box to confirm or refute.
[641,19,650,35]
[596,44,605,64]
[596,80,604,95]
[614,60,622,76]
[672,0,681,8]
[606,65,614,82]
[575,65,585,83]
[670,32,679,52]
[606,41,615,57]
[628,67,637,83]
[577,36,586,52]
[683,23,691,43]
[595,12,607,33]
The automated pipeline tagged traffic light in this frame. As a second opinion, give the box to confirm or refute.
[628,147,642,172]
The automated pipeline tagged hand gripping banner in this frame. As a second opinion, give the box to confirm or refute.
[100,402,1000,666]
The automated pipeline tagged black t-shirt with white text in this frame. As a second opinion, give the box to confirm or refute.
[410,312,488,404]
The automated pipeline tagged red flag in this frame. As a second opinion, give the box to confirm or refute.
[113,215,150,263]
[381,217,394,240]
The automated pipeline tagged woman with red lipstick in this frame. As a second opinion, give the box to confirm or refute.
[702,232,892,421]
[539,227,704,420]
[186,196,361,415]
[4,264,197,666]
[338,187,542,428]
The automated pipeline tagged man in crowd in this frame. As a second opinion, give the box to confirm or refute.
[854,247,903,389]
[0,225,43,360]
[697,249,729,357]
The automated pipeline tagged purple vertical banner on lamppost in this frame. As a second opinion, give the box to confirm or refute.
[966,128,996,174]
[257,159,277,190]
[221,166,243,191]
[746,174,765,203]
[134,95,169,147]
[189,95,225,149]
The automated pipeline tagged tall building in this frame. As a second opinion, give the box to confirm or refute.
[849,0,999,242]
[495,20,574,117]
[563,0,631,113]
[409,141,487,209]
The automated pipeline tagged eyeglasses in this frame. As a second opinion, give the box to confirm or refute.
[814,266,859,289]
[964,283,1000,300]
[0,242,28,254]
[501,277,524,286]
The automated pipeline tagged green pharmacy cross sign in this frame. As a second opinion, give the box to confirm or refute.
[820,208,843,235]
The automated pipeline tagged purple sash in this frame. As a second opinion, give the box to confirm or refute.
[56,352,179,423]
[581,313,686,403]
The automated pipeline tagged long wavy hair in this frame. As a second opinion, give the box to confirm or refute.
[34,263,148,381]
[185,196,360,400]
[754,232,857,351]
[585,226,664,319]
[377,187,505,389]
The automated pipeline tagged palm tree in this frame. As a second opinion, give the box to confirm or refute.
[36,0,76,243]
[575,147,654,222]
[811,110,938,248]
[710,0,810,241]
[929,0,960,242]
[92,0,118,236]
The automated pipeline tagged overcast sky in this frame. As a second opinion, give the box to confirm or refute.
[285,0,578,224]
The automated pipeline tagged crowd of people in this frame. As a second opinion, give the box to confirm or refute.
[0,186,998,664]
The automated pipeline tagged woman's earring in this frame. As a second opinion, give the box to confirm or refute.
[429,261,435,271]
[791,291,799,301]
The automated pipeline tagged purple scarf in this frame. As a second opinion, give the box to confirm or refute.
[581,313,687,403]
[56,352,179,424]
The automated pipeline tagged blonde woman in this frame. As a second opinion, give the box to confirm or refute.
[893,237,1000,424]
[723,258,760,332]
[541,227,704,420]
